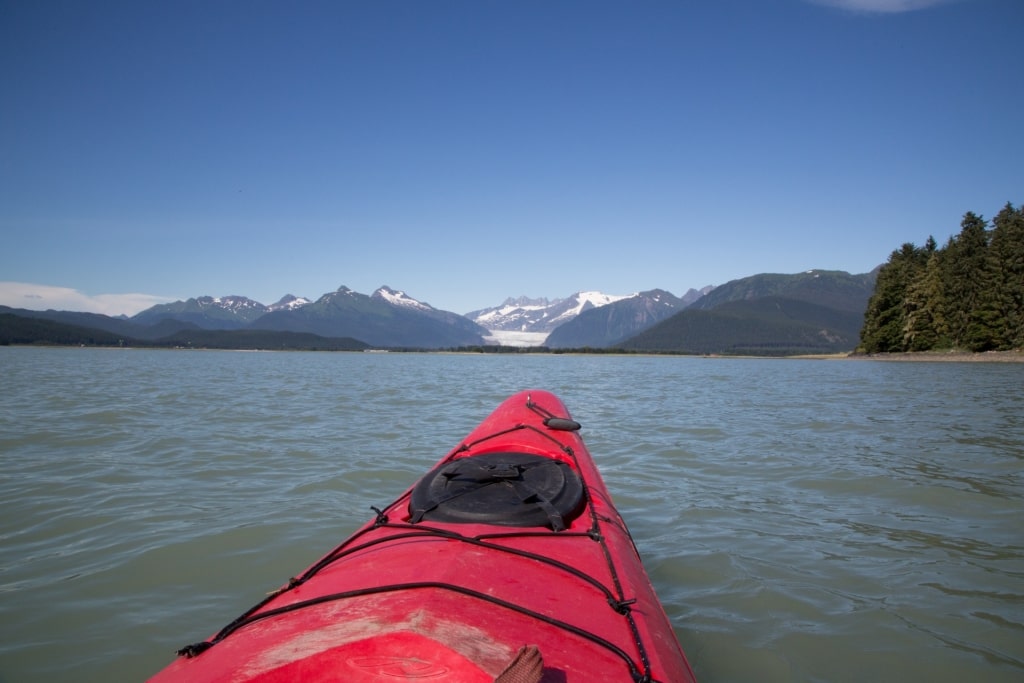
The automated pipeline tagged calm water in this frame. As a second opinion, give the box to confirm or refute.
[1,347,1022,682]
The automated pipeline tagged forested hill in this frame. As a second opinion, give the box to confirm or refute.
[0,312,370,351]
[620,270,874,355]
[859,202,1024,353]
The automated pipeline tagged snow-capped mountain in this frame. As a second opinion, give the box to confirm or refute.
[372,286,433,312]
[132,286,488,348]
[127,284,713,348]
[267,294,311,311]
[131,295,269,329]
[467,291,632,334]
[545,289,694,348]
[254,286,487,348]
[466,297,558,333]
[467,287,715,347]
[9,271,883,354]
[134,293,311,325]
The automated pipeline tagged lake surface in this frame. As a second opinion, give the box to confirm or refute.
[1,347,1022,682]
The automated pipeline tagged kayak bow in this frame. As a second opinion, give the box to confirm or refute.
[150,390,697,682]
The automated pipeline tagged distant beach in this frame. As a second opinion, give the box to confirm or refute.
[850,350,1024,363]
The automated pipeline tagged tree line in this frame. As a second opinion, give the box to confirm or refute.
[0,313,369,351]
[859,202,1024,353]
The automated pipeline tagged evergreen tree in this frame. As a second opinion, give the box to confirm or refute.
[903,238,949,350]
[990,202,1024,349]
[861,203,1023,354]
[860,243,925,352]
[943,212,996,350]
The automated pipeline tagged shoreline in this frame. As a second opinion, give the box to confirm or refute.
[844,350,1024,363]
[5,344,1023,362]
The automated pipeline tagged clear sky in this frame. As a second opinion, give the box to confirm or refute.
[2,0,1021,316]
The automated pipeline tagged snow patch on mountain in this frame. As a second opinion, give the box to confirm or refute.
[268,295,311,311]
[548,291,633,324]
[202,295,266,314]
[473,299,556,326]
[466,290,634,341]
[374,286,433,311]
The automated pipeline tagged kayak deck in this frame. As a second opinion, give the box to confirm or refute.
[150,391,696,682]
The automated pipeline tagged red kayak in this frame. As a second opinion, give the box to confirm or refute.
[150,390,697,682]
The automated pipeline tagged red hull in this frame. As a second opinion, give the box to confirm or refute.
[150,390,696,682]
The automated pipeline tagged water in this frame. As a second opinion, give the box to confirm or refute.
[1,347,1021,682]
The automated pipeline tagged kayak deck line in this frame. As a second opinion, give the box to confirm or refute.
[177,478,651,676]
[152,391,696,683]
[182,580,647,680]
[178,523,644,648]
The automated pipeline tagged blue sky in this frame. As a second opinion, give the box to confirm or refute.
[2,0,1021,316]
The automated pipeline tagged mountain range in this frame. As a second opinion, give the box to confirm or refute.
[0,270,879,353]
[542,288,711,348]
[467,292,636,335]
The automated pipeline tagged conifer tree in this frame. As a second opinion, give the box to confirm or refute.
[903,237,948,350]
[943,212,994,350]
[990,202,1024,349]
[860,243,924,352]
[860,203,1024,353]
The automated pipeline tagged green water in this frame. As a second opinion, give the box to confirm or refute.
[1,348,1021,682]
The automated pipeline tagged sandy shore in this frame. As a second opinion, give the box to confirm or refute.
[846,350,1024,363]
